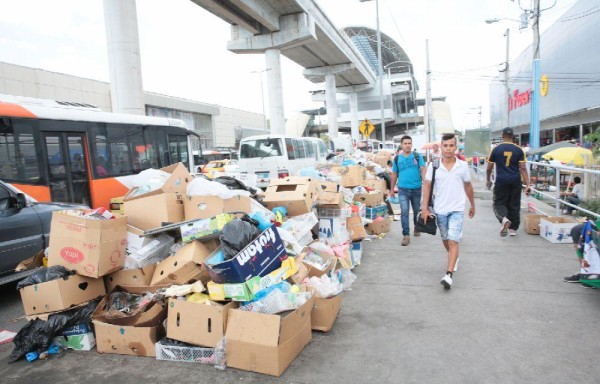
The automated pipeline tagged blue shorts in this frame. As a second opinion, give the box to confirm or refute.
[436,211,464,242]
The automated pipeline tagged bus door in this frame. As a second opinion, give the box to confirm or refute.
[43,132,90,206]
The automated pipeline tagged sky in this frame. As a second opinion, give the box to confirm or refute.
[0,0,576,131]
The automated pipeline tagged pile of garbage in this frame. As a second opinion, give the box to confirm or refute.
[10,156,395,377]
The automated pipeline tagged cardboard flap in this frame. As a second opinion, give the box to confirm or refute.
[268,177,314,187]
[226,309,281,347]
[279,296,314,343]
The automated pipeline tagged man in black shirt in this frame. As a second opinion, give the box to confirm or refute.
[486,128,531,236]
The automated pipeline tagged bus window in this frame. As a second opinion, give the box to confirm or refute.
[305,139,314,157]
[294,139,306,158]
[0,119,41,183]
[285,138,295,160]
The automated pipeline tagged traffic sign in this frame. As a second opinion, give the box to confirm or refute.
[359,119,375,137]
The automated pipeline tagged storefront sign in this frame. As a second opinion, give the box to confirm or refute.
[509,89,531,111]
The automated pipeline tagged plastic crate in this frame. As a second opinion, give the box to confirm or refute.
[365,205,388,220]
[316,207,352,218]
[155,340,219,365]
[125,234,174,269]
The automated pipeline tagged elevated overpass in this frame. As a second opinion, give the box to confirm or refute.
[190,0,379,138]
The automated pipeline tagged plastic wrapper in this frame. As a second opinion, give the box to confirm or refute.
[129,169,171,196]
[102,291,157,320]
[277,227,303,255]
[280,213,318,246]
[298,167,325,179]
[306,275,343,298]
[240,282,311,314]
[219,219,261,260]
[309,241,335,258]
[186,177,250,199]
[16,266,72,290]
[338,268,357,290]
[125,234,175,269]
[303,251,332,272]
[162,281,205,298]
[9,299,100,363]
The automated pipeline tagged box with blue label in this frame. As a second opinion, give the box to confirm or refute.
[351,241,363,266]
[318,218,349,244]
[366,204,388,220]
[204,225,286,284]
[62,323,92,337]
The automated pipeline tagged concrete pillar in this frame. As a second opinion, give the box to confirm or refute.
[325,74,338,139]
[350,92,359,140]
[103,0,145,115]
[265,49,285,135]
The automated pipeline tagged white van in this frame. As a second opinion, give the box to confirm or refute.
[330,134,354,154]
[238,134,328,188]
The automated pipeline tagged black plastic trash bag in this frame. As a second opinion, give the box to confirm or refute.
[16,266,73,290]
[9,299,100,363]
[377,172,392,191]
[219,218,261,260]
[213,176,258,197]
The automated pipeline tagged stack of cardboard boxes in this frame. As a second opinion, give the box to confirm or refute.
[14,161,394,377]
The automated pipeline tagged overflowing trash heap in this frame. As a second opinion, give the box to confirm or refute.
[11,150,397,377]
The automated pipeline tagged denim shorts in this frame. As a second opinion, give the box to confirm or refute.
[436,211,464,242]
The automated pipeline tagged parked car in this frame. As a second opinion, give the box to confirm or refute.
[223,159,239,173]
[0,180,87,284]
[201,159,234,178]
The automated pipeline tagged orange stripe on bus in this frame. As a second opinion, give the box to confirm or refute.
[0,103,37,118]
[11,184,51,202]
[89,178,129,209]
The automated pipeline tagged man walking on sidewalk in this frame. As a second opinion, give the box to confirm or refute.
[421,134,475,289]
[486,127,531,237]
[389,135,426,246]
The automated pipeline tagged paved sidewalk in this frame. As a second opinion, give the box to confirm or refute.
[0,197,599,383]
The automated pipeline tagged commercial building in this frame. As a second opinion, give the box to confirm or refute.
[489,0,600,146]
[0,61,266,151]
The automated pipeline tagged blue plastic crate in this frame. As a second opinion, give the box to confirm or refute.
[366,204,388,220]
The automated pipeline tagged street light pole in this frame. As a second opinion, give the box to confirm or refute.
[375,0,385,142]
[530,0,541,149]
[251,68,271,130]
[504,28,510,129]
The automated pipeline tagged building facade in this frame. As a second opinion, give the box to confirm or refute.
[489,0,600,146]
[0,61,266,151]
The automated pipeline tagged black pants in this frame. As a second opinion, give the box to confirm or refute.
[493,182,522,230]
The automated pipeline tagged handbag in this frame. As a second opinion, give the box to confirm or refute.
[415,163,438,236]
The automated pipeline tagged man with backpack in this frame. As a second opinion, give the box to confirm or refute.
[389,135,426,246]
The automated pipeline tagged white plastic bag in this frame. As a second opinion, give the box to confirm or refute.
[186,177,250,199]
[306,275,343,298]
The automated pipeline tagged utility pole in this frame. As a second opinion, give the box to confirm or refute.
[375,0,385,142]
[425,39,434,143]
[530,0,541,149]
[504,28,510,129]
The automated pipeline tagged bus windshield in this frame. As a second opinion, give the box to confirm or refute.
[240,138,283,158]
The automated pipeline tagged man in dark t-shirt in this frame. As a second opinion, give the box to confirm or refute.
[486,128,531,237]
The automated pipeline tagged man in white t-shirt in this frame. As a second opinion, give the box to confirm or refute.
[561,176,583,214]
[421,134,476,289]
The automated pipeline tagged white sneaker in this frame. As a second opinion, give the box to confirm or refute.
[453,258,459,272]
[440,274,453,289]
[500,217,511,237]
[509,229,517,236]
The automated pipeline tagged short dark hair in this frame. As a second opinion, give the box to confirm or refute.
[574,176,581,183]
[441,133,457,144]
[400,135,412,144]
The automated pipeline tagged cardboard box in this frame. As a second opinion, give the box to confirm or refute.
[180,214,235,243]
[92,286,167,357]
[304,255,337,279]
[104,264,156,291]
[318,217,349,243]
[364,178,387,192]
[207,281,254,302]
[333,165,367,188]
[204,225,286,284]
[263,177,319,217]
[122,162,191,201]
[62,323,92,336]
[315,181,340,193]
[288,254,309,285]
[353,190,385,207]
[367,217,393,235]
[346,216,367,241]
[311,293,343,332]
[48,211,127,278]
[524,214,546,235]
[20,274,106,316]
[316,191,345,209]
[52,332,96,351]
[124,192,184,230]
[151,241,213,286]
[167,298,236,348]
[183,195,252,221]
[540,216,579,244]
[226,296,315,377]
[126,225,155,251]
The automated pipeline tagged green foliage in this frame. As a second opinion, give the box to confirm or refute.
[575,198,600,220]
[584,128,600,156]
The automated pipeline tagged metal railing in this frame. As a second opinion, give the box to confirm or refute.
[527,161,600,219]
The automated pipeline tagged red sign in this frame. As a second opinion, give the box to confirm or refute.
[509,89,531,111]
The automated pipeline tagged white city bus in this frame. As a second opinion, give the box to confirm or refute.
[238,134,328,188]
